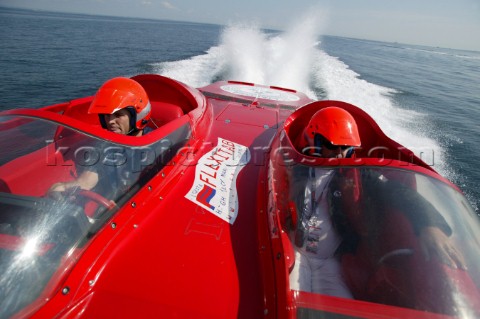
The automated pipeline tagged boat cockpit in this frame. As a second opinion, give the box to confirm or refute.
[0,74,202,318]
[267,101,480,318]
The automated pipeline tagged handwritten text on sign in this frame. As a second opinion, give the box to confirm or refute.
[185,138,250,224]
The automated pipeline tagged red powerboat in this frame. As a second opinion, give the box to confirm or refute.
[0,74,479,318]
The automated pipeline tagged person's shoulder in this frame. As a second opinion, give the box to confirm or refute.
[143,126,154,135]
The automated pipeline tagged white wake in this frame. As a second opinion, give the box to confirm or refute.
[152,13,448,176]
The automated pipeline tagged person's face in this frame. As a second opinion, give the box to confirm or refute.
[103,109,131,134]
[306,133,352,158]
[321,144,351,158]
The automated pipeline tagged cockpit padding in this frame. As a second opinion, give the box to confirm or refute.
[0,143,76,197]
[149,102,184,128]
[61,97,99,127]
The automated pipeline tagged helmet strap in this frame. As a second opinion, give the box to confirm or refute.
[98,115,107,129]
[127,128,141,136]
[346,147,354,158]
[125,107,137,133]
[312,134,323,156]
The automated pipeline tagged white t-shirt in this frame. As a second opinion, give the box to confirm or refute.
[297,168,342,259]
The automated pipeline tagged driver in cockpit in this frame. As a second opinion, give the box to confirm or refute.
[289,106,465,298]
[48,77,152,196]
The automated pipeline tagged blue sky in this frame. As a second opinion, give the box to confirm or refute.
[1,0,479,51]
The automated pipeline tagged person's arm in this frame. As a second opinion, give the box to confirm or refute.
[49,170,99,193]
[383,178,465,269]
[419,226,466,269]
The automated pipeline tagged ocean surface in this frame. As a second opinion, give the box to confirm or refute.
[1,7,479,212]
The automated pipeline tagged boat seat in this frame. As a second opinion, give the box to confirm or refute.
[0,179,10,193]
[148,101,184,128]
[62,97,100,127]
[0,143,77,197]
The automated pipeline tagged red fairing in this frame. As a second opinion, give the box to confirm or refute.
[0,74,479,319]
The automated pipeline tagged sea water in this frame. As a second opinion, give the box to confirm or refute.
[1,7,479,212]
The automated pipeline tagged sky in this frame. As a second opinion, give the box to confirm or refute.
[1,0,479,51]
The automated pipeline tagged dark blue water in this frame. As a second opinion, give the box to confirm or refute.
[0,7,220,107]
[1,7,479,212]
[320,37,480,212]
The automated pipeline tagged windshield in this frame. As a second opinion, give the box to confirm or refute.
[0,115,190,318]
[269,160,480,317]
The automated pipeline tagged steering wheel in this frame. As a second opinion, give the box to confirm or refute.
[378,248,414,265]
[75,189,117,210]
[48,187,117,210]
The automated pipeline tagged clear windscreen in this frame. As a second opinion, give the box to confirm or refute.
[0,115,190,318]
[270,159,480,317]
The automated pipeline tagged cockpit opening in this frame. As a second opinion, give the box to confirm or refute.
[268,145,480,318]
[45,74,204,133]
[0,113,191,318]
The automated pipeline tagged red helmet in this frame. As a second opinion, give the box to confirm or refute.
[88,77,151,131]
[298,106,361,154]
